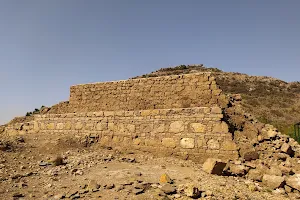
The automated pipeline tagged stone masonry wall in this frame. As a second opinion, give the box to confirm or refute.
[5,107,238,162]
[67,73,228,113]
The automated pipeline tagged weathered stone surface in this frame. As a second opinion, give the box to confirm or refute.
[243,151,259,161]
[247,169,263,181]
[212,122,228,133]
[75,122,83,130]
[207,139,220,150]
[96,123,106,131]
[203,158,226,175]
[286,174,300,191]
[162,138,176,148]
[160,184,176,194]
[229,164,249,176]
[184,184,201,198]
[267,166,283,177]
[169,121,184,133]
[190,123,205,133]
[262,174,285,189]
[46,123,55,130]
[211,107,222,114]
[281,143,294,156]
[64,121,72,130]
[180,138,195,149]
[222,140,237,151]
[56,123,64,130]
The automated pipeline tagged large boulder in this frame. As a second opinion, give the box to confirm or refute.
[281,143,294,157]
[286,174,300,191]
[262,174,285,189]
[247,169,263,181]
[202,158,227,175]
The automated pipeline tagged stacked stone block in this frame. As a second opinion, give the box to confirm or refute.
[6,107,238,162]
[68,73,228,113]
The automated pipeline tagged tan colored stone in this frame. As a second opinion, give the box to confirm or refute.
[100,136,110,146]
[190,123,205,133]
[140,110,151,116]
[207,139,220,150]
[112,136,122,143]
[281,143,294,156]
[46,123,55,130]
[221,140,237,151]
[75,122,83,130]
[64,121,72,130]
[262,174,285,189]
[154,123,165,133]
[212,122,228,133]
[162,138,176,148]
[286,174,300,191]
[145,139,157,146]
[56,123,64,130]
[184,184,201,198]
[267,166,283,176]
[169,121,184,133]
[211,107,222,114]
[108,123,116,131]
[247,169,263,181]
[33,121,40,132]
[96,123,107,131]
[202,158,226,175]
[133,138,143,145]
[180,138,195,149]
[126,124,135,133]
[197,139,204,147]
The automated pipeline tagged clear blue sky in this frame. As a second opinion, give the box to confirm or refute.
[0,0,299,125]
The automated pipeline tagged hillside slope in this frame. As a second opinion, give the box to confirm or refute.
[132,64,300,135]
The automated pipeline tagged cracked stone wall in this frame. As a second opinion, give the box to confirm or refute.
[5,107,238,162]
[67,73,228,113]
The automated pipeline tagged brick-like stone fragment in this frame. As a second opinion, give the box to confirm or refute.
[281,143,294,156]
[207,139,220,150]
[211,107,222,114]
[212,122,228,133]
[96,123,106,131]
[202,158,226,175]
[46,123,55,130]
[180,138,195,149]
[221,140,237,151]
[56,123,64,130]
[190,123,205,133]
[162,138,176,148]
[64,121,72,130]
[126,124,135,133]
[75,122,83,130]
[169,121,184,133]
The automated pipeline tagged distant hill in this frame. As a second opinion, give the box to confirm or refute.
[132,64,300,135]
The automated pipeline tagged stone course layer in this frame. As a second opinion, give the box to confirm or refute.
[6,107,238,162]
[68,73,228,113]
